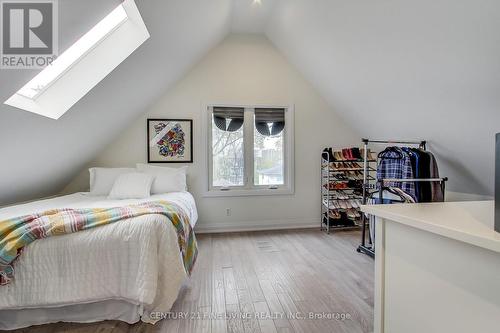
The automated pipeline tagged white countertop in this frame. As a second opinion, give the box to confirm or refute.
[361,201,500,253]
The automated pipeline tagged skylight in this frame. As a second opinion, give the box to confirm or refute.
[4,0,150,119]
[17,5,128,100]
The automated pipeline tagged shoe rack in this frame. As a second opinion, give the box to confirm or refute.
[320,147,376,234]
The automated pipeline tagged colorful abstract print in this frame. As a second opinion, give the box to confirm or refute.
[154,122,185,158]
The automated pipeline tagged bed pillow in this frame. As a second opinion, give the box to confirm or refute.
[108,172,154,199]
[136,163,187,194]
[89,167,135,196]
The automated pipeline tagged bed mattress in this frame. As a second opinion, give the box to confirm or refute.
[0,192,198,330]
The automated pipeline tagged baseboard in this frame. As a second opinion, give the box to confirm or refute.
[195,217,319,234]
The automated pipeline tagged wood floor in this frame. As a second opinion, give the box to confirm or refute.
[6,229,374,333]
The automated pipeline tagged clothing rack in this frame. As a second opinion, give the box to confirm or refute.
[357,138,447,258]
[361,138,427,150]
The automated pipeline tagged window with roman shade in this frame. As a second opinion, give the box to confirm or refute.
[206,105,294,196]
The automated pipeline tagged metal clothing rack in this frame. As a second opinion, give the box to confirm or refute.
[357,138,447,258]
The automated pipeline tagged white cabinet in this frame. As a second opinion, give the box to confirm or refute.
[363,201,500,333]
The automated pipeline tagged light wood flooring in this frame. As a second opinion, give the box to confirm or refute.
[5,229,374,333]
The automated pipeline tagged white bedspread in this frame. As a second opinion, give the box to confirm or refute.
[0,192,198,329]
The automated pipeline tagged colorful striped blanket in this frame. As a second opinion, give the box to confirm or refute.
[0,200,197,286]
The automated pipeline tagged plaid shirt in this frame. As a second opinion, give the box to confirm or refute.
[377,148,416,200]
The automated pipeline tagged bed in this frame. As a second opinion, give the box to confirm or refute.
[0,191,198,330]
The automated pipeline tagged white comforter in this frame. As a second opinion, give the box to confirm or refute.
[0,192,198,329]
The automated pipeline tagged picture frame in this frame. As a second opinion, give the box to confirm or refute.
[147,118,193,163]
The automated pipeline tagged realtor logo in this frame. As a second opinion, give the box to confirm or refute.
[1,0,57,69]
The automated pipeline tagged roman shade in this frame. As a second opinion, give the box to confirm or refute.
[255,108,285,136]
[213,107,244,132]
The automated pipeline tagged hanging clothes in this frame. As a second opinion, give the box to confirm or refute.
[428,152,444,202]
[402,147,421,200]
[376,146,444,203]
[416,149,432,202]
[377,147,417,201]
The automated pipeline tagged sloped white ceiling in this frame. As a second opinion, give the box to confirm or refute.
[231,0,276,33]
[1,0,499,205]
[0,0,232,205]
[265,0,500,196]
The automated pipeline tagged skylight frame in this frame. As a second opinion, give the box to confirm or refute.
[17,4,129,100]
[4,0,150,120]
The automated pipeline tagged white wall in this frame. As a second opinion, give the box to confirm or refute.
[266,0,500,196]
[445,191,493,202]
[64,34,360,231]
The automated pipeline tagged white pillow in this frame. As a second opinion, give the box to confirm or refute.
[89,167,135,196]
[136,163,187,194]
[108,173,154,199]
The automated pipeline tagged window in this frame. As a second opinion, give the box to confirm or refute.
[211,107,245,187]
[4,0,149,119]
[16,4,128,100]
[206,105,294,196]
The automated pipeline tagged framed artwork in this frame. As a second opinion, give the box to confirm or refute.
[147,119,193,163]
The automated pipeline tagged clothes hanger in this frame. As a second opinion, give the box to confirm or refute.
[377,146,404,159]
[371,187,406,203]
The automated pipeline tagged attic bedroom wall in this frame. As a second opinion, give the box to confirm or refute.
[63,34,361,230]
[0,0,233,207]
[265,0,500,197]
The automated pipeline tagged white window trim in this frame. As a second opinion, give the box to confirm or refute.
[202,103,295,197]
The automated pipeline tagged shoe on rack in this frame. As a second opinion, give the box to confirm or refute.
[359,148,367,160]
[360,148,376,161]
[351,147,362,160]
[345,148,352,160]
[328,210,341,219]
[334,151,344,161]
[328,147,335,162]
[367,149,376,161]
[323,183,335,190]
[338,182,349,189]
[342,149,351,161]
[336,174,348,181]
[322,148,330,161]
[339,200,347,209]
[347,148,356,161]
[352,162,362,169]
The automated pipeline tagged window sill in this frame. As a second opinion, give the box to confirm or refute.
[202,187,294,198]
